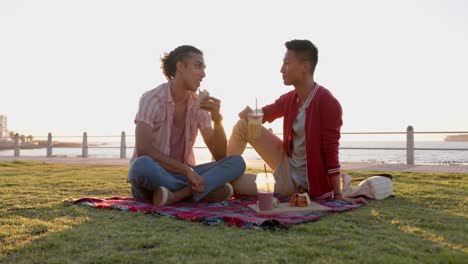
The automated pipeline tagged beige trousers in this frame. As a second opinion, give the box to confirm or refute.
[227,119,301,197]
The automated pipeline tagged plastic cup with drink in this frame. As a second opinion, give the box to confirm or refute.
[255,166,275,211]
[248,109,263,139]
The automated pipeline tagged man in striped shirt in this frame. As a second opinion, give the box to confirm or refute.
[128,45,246,206]
[228,40,366,204]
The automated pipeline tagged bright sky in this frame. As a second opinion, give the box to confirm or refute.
[1,0,467,140]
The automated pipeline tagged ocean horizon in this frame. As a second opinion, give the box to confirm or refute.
[1,141,467,165]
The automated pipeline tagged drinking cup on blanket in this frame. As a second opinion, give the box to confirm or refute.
[247,109,263,138]
[257,192,274,211]
[255,172,275,211]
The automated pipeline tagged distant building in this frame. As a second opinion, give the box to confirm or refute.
[0,115,7,138]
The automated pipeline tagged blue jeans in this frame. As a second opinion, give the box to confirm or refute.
[128,155,246,202]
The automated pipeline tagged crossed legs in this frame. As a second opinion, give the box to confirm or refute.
[227,119,297,197]
[128,155,246,204]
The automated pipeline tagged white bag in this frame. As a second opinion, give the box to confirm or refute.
[341,174,393,200]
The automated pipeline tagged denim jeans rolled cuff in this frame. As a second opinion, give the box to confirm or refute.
[130,180,151,201]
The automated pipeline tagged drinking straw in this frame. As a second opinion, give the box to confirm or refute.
[255,97,258,114]
[264,164,269,192]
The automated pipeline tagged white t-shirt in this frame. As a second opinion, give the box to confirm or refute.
[289,86,319,189]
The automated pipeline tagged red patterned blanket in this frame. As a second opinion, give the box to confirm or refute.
[72,195,365,229]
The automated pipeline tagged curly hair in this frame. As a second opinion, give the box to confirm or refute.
[160,45,203,80]
[285,40,318,75]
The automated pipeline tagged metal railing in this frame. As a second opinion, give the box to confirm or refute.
[341,127,468,164]
[1,126,467,165]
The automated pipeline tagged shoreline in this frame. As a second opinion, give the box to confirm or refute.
[1,156,467,173]
[0,141,104,150]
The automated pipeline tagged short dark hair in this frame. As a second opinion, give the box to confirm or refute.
[160,45,203,80]
[285,39,318,75]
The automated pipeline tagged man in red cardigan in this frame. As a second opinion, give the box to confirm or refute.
[228,39,366,204]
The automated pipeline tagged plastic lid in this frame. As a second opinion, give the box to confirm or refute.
[248,109,263,117]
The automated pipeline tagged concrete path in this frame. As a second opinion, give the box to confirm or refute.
[1,156,467,173]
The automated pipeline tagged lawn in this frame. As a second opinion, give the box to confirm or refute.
[0,161,466,263]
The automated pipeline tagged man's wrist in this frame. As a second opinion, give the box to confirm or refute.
[211,113,223,123]
[185,166,195,177]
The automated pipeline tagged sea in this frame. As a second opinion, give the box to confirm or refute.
[1,141,467,165]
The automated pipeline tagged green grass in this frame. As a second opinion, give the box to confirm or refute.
[0,161,466,263]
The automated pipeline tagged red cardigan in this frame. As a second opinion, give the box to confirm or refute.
[262,85,342,199]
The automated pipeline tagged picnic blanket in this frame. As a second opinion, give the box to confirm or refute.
[71,195,365,229]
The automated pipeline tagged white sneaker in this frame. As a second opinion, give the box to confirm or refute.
[152,186,172,206]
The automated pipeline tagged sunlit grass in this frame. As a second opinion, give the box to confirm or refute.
[0,161,466,263]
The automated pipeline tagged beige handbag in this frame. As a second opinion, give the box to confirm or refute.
[341,173,393,200]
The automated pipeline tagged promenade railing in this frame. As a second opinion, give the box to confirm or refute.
[1,126,467,165]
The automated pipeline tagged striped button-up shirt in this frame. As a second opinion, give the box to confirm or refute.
[130,81,211,165]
